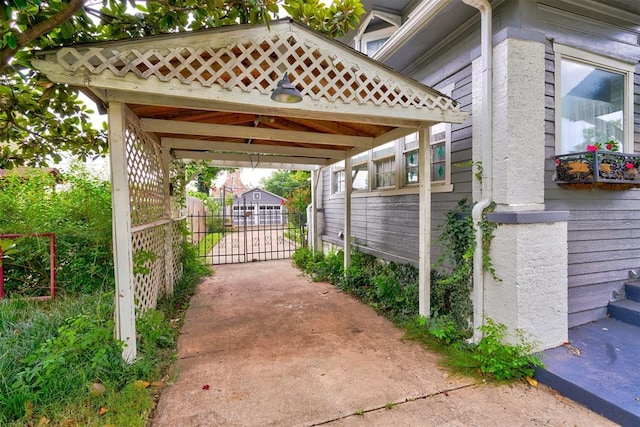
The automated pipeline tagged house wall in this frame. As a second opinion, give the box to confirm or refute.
[320,0,640,328]
[531,2,640,327]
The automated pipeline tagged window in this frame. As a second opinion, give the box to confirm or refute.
[351,153,369,191]
[555,44,634,154]
[403,133,419,184]
[333,169,345,193]
[354,10,400,57]
[373,141,396,189]
[400,84,454,191]
[430,123,448,183]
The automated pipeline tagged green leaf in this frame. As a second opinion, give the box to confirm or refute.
[4,33,17,49]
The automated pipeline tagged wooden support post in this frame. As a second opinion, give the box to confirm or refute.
[310,168,320,252]
[418,128,431,317]
[161,146,174,297]
[344,159,352,270]
[108,102,137,362]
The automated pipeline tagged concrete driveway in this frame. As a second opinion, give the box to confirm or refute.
[152,260,614,426]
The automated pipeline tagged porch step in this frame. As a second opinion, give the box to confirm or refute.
[535,318,640,427]
[608,299,640,327]
[623,282,640,302]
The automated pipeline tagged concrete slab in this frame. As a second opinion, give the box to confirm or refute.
[152,260,615,427]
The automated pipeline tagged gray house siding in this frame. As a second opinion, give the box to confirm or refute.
[320,64,474,266]
[537,4,640,327]
[320,0,639,328]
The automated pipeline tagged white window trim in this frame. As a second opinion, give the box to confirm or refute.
[429,122,453,191]
[353,9,401,54]
[351,157,369,192]
[553,43,634,154]
[431,83,454,191]
[331,166,345,196]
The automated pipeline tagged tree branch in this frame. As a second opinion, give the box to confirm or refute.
[0,0,87,74]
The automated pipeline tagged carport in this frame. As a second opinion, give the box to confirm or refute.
[33,19,466,361]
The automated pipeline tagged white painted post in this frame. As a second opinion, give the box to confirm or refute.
[310,168,320,252]
[343,159,352,269]
[108,102,137,362]
[418,128,431,317]
[161,146,174,297]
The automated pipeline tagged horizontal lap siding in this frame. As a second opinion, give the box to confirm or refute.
[432,64,473,264]
[543,36,640,327]
[319,64,473,266]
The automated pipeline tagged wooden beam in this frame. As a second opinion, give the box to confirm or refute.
[141,118,374,148]
[173,150,330,166]
[162,137,345,159]
[188,159,315,171]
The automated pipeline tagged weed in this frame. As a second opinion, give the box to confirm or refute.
[474,318,543,381]
[385,402,395,410]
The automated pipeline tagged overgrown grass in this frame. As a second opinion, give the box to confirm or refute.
[292,246,543,382]
[0,167,211,425]
[197,232,222,256]
[0,243,208,426]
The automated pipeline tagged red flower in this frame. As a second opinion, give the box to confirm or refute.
[586,145,598,152]
[202,384,210,390]
[555,159,560,166]
[626,162,635,170]
[606,143,613,150]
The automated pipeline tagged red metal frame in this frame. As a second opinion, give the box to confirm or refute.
[0,233,56,300]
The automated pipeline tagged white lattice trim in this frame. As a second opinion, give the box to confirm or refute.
[55,31,458,111]
[132,225,165,315]
[126,121,165,227]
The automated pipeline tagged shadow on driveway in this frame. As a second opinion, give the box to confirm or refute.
[152,260,614,427]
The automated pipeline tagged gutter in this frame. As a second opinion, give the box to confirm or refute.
[463,0,493,344]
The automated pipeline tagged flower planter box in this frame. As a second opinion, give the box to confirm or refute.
[554,150,640,190]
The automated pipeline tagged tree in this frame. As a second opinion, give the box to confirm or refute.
[262,170,311,213]
[0,0,364,169]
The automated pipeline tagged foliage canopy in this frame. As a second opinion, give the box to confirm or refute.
[0,0,364,169]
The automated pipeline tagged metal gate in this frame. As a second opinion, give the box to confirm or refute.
[189,202,306,264]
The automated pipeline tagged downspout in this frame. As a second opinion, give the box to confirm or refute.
[464,0,493,343]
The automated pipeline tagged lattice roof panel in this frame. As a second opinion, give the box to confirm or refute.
[34,20,466,125]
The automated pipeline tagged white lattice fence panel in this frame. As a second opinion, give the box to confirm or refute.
[132,225,165,314]
[55,32,459,111]
[125,123,165,227]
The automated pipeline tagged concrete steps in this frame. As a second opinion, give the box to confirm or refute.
[536,282,640,426]
[608,282,640,327]
[535,318,640,427]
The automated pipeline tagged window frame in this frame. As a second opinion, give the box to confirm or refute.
[351,154,369,192]
[332,167,345,194]
[353,9,401,56]
[554,44,634,155]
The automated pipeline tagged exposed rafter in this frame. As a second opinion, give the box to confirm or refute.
[162,138,345,160]
[141,119,375,148]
